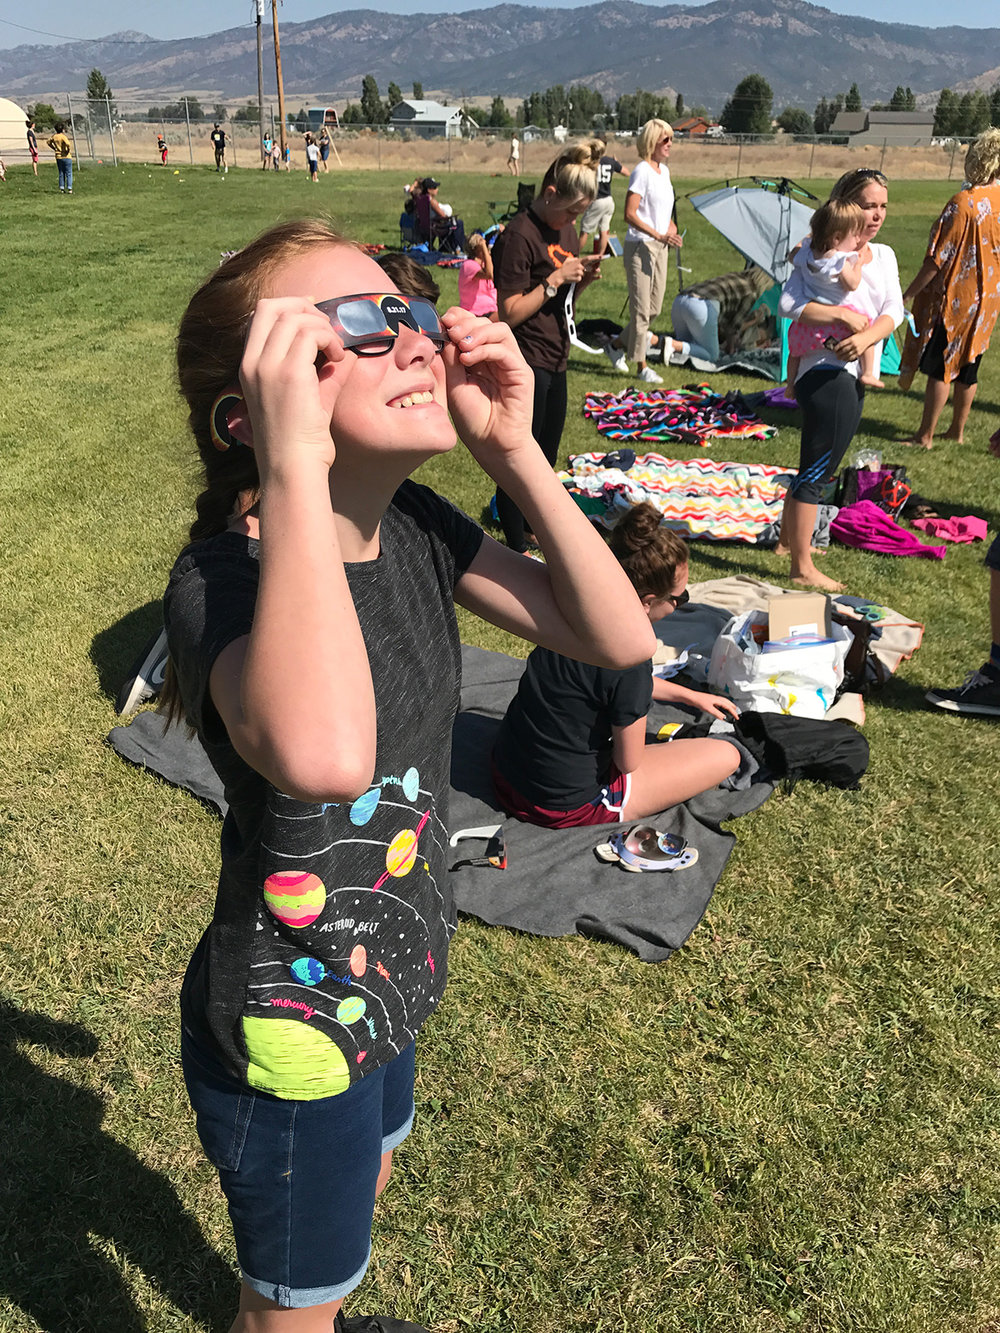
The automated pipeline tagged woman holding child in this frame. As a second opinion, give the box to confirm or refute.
[778,166,904,591]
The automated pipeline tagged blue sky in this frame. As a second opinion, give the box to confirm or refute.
[0,0,997,49]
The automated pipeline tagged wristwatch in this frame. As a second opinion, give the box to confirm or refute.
[544,280,558,299]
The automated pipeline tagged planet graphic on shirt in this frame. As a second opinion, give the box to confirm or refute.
[337,996,367,1025]
[350,786,381,826]
[263,870,326,928]
[290,957,326,986]
[402,766,419,802]
[243,1016,350,1099]
[349,944,367,977]
[385,829,418,878]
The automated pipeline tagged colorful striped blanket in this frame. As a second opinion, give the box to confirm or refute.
[560,452,795,544]
[583,385,779,449]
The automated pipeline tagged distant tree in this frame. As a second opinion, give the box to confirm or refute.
[957,90,991,137]
[412,81,423,100]
[934,88,959,136]
[615,89,675,133]
[213,103,228,122]
[182,96,205,122]
[28,102,57,129]
[845,82,862,112]
[341,102,363,125]
[288,106,310,131]
[991,85,1000,127]
[905,86,917,110]
[87,68,115,133]
[720,73,773,135]
[233,102,261,124]
[814,92,844,135]
[522,90,549,128]
[777,107,813,136]
[888,85,908,111]
[675,93,684,118]
[487,95,512,128]
[360,74,386,125]
[386,82,403,115]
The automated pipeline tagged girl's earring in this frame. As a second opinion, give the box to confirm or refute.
[209,386,247,451]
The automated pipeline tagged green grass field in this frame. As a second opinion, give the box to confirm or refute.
[1,161,999,1333]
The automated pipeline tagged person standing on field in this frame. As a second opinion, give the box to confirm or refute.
[47,122,73,193]
[211,123,227,172]
[26,118,38,176]
[507,132,520,176]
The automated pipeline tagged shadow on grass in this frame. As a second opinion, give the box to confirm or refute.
[0,999,234,1332]
[90,600,164,704]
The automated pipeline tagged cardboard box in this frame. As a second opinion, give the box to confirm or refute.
[767,592,831,641]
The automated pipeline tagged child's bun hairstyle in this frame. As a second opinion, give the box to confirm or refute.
[540,137,603,203]
[608,502,688,598]
[176,218,360,543]
[810,198,866,254]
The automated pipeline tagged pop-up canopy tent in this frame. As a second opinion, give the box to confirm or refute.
[685,176,900,379]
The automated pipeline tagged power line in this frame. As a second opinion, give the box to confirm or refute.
[0,16,207,46]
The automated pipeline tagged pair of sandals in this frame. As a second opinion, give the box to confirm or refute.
[595,824,698,873]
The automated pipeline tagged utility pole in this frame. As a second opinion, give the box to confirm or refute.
[272,0,287,158]
[255,0,265,164]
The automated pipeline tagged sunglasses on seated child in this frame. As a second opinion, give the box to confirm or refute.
[665,589,690,609]
[314,292,444,356]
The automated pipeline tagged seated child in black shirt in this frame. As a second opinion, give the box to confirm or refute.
[492,502,742,827]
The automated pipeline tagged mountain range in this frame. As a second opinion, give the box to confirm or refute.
[3,0,999,114]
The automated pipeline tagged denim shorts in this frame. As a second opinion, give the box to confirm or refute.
[181,1025,415,1308]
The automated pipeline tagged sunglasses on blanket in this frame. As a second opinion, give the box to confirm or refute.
[314,292,445,356]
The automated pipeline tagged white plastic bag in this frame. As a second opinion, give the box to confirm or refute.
[707,611,852,718]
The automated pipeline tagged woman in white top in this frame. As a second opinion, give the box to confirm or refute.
[778,167,904,590]
[621,119,683,383]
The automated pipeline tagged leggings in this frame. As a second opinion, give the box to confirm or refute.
[789,367,864,505]
[496,365,567,551]
[670,292,721,362]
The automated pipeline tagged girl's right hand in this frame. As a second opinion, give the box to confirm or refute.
[238,297,345,474]
[555,256,586,286]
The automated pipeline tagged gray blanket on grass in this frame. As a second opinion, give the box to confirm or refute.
[107,638,772,963]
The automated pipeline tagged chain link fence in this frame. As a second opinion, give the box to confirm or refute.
[15,98,975,182]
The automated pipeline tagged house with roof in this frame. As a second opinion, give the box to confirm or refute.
[388,99,476,139]
[673,115,716,136]
[829,109,935,147]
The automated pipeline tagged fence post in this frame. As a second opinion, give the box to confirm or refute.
[106,95,117,166]
[949,139,958,178]
[809,138,816,178]
[66,94,81,171]
[185,98,193,164]
[879,138,887,174]
[378,132,381,170]
[231,125,237,167]
[736,136,743,176]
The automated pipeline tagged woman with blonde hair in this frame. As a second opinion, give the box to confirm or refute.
[492,138,603,552]
[898,127,1000,447]
[619,119,683,383]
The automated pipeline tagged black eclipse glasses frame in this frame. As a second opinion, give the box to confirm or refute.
[314,292,445,357]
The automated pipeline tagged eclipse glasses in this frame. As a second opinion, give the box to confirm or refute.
[315,292,444,357]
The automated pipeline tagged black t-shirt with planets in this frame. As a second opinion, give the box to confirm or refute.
[164,480,483,1100]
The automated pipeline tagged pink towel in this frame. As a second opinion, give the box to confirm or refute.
[911,515,988,544]
[831,501,946,559]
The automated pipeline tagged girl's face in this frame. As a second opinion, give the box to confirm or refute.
[267,245,452,460]
[643,562,689,622]
[540,187,592,229]
[853,182,888,240]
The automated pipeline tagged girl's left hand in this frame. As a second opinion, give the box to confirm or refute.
[441,309,534,467]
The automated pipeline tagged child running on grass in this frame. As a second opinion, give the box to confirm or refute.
[785,198,884,397]
[160,218,654,1333]
[492,502,742,828]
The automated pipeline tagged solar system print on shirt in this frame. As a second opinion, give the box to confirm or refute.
[163,480,484,1099]
[244,766,451,1100]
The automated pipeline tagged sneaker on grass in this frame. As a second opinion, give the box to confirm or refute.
[603,343,628,373]
[925,665,1000,717]
[637,365,663,384]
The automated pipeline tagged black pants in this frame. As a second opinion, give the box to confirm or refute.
[496,365,567,551]
[789,367,864,506]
